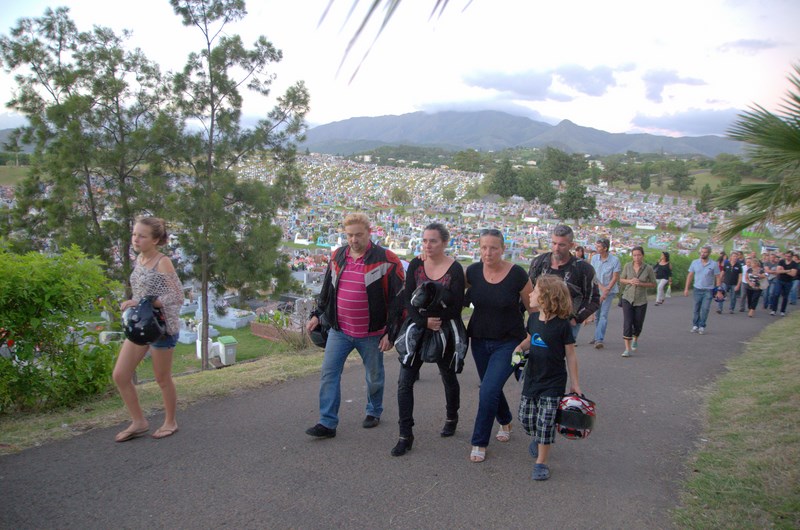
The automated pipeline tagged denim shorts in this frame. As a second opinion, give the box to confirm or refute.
[151,333,179,349]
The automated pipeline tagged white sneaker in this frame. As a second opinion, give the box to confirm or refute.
[770,311,776,316]
[698,327,705,335]
[691,326,699,333]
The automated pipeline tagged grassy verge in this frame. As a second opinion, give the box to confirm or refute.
[0,329,328,455]
[673,312,800,529]
[0,165,29,186]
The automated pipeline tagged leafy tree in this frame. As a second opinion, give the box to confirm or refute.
[0,7,176,289]
[540,147,586,185]
[711,153,752,186]
[666,160,694,194]
[640,173,651,191]
[167,0,310,368]
[391,186,411,204]
[715,63,800,240]
[452,148,484,172]
[553,176,597,223]
[441,186,456,201]
[517,167,556,204]
[487,158,518,197]
[696,184,715,213]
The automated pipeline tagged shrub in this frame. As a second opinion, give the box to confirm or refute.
[0,245,118,413]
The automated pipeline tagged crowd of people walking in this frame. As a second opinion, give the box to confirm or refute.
[113,212,797,484]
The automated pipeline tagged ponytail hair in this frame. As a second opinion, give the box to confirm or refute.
[136,216,169,246]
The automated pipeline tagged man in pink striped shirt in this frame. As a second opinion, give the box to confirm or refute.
[306,213,405,438]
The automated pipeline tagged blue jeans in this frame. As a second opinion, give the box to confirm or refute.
[790,279,799,304]
[764,280,775,308]
[317,328,384,429]
[770,280,793,313]
[571,322,582,342]
[692,288,713,329]
[470,338,516,447]
[593,295,615,343]
[716,283,739,312]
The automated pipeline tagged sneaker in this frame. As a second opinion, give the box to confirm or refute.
[306,423,336,438]
[729,310,734,314]
[691,326,699,333]
[716,309,722,314]
[698,327,705,335]
[621,350,631,357]
[362,415,380,429]
[739,308,745,312]
[770,311,776,315]
[532,463,550,481]
[588,339,596,345]
[781,312,786,317]
[594,341,604,349]
[631,339,638,351]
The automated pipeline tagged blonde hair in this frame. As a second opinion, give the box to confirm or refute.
[534,275,573,320]
[343,212,370,231]
[135,216,168,246]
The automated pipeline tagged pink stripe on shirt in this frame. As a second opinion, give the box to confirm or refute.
[337,253,384,338]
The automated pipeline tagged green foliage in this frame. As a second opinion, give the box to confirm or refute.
[391,186,411,204]
[168,0,310,367]
[487,159,518,197]
[540,147,586,184]
[517,167,557,204]
[696,183,715,213]
[715,63,800,240]
[640,173,651,190]
[0,7,178,291]
[0,246,117,412]
[554,177,597,222]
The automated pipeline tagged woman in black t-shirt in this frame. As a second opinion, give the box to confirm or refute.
[465,229,533,463]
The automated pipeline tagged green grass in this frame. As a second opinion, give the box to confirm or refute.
[672,312,800,529]
[0,165,29,186]
[134,325,290,381]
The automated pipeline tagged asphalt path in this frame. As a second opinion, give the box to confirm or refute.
[0,294,777,529]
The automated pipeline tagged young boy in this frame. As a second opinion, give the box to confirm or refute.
[514,275,582,481]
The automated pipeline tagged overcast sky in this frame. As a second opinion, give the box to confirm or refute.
[1,0,798,137]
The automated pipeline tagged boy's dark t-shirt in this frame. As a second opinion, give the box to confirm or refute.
[522,313,575,399]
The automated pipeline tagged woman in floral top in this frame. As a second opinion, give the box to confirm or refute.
[113,216,183,442]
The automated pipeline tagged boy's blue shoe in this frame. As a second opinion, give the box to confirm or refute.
[532,463,550,481]
[528,439,538,459]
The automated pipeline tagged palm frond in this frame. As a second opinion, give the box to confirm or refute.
[716,62,800,242]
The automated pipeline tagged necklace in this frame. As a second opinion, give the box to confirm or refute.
[139,253,159,267]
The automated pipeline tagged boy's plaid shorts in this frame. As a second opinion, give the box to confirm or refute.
[518,394,560,445]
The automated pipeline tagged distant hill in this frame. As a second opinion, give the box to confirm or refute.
[302,110,744,158]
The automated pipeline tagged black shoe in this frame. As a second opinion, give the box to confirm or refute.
[440,419,458,437]
[362,415,380,428]
[305,423,336,438]
[391,436,414,456]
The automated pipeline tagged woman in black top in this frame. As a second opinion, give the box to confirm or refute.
[466,229,533,462]
[745,257,766,317]
[653,251,672,305]
[392,223,466,457]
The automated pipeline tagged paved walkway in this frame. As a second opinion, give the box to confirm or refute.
[0,296,777,529]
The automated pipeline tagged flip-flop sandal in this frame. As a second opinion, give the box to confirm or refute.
[151,427,179,439]
[495,425,512,442]
[115,427,149,443]
[469,446,485,463]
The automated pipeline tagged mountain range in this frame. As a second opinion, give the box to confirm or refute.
[301,110,744,158]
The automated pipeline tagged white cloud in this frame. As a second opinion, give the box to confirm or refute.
[1,0,798,138]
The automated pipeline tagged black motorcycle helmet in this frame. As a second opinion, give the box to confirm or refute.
[309,313,330,348]
[122,296,166,345]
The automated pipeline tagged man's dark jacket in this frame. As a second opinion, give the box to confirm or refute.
[312,243,405,340]
[528,252,600,324]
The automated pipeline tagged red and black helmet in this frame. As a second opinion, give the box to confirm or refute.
[555,393,596,440]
